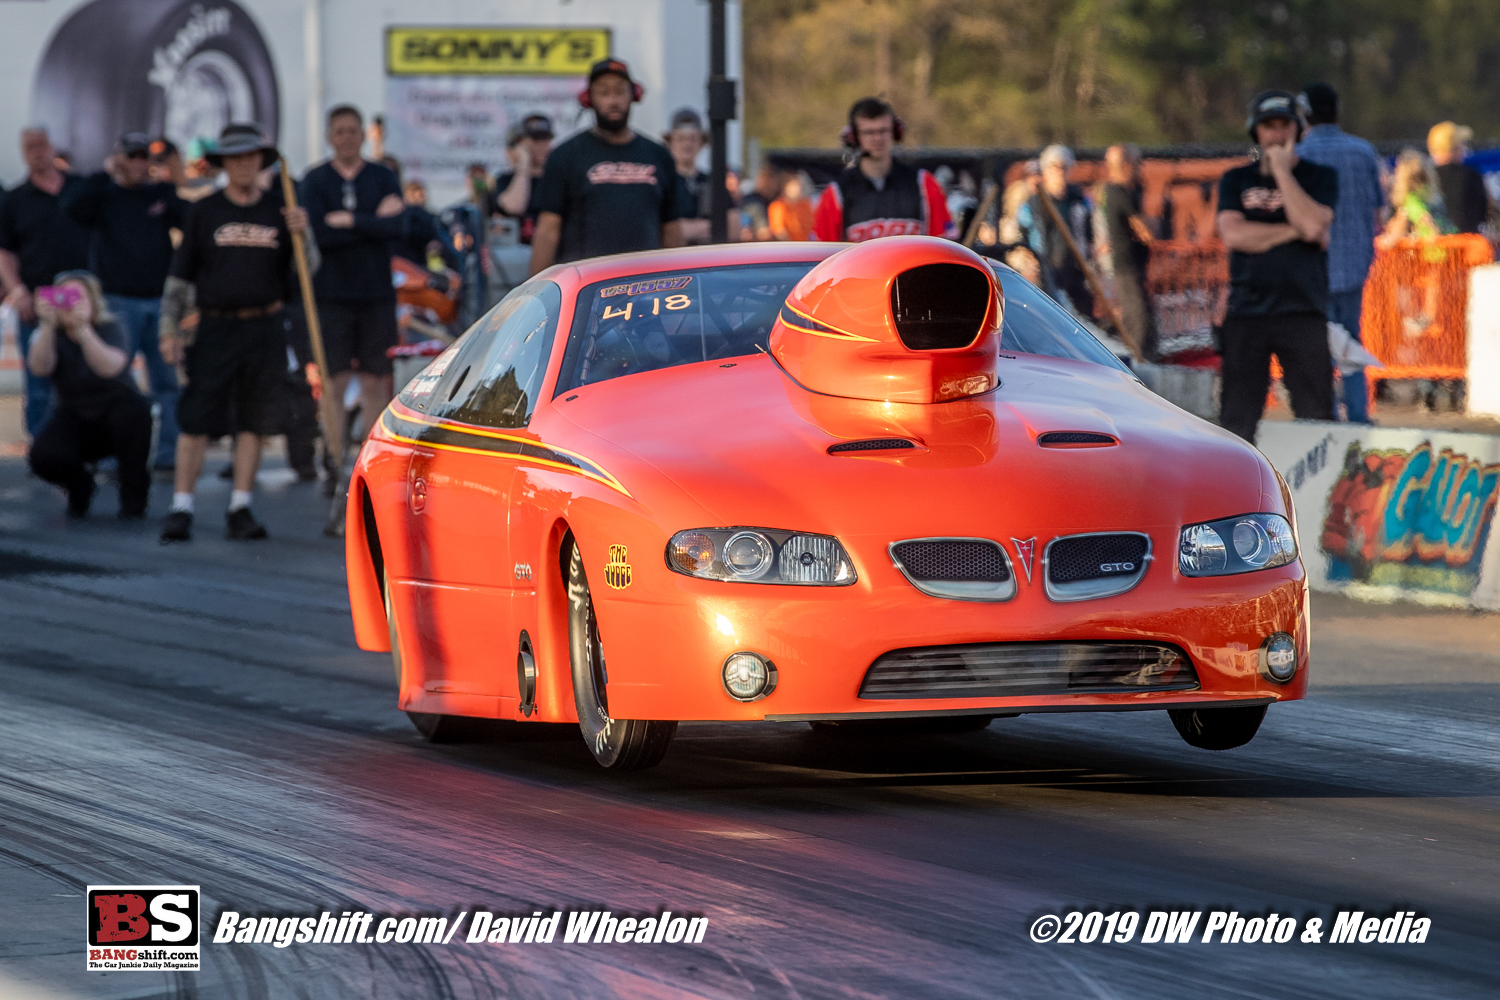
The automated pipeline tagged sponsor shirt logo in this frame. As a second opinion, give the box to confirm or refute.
[587,162,658,186]
[213,223,280,249]
[604,545,633,589]
[1239,187,1285,212]
[846,217,924,242]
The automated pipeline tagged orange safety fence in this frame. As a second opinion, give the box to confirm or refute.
[1130,235,1493,417]
[1143,238,1229,352]
[1360,234,1493,396]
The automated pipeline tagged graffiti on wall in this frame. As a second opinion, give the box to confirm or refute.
[1320,441,1500,595]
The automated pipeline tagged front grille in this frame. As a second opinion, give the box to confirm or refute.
[860,641,1198,700]
[1047,534,1149,584]
[1038,431,1117,447]
[892,540,1009,582]
[828,438,916,454]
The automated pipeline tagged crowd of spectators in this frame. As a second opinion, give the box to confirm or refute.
[2,65,1496,530]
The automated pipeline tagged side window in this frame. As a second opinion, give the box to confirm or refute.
[437,280,562,429]
[396,339,463,413]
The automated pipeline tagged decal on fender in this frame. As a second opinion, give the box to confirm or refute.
[604,545,633,590]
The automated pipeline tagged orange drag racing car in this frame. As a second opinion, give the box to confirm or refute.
[346,237,1308,770]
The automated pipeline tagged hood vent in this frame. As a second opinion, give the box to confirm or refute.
[828,438,917,454]
[1038,431,1117,448]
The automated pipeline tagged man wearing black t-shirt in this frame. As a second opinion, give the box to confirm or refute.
[529,59,683,274]
[157,124,312,543]
[1216,91,1338,443]
[493,114,553,244]
[0,127,90,436]
[302,105,405,441]
[63,132,188,468]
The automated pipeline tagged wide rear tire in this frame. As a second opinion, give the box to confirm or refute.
[1168,704,1267,751]
[385,570,481,744]
[567,542,675,770]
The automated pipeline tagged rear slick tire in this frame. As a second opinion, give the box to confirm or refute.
[1168,704,1267,751]
[566,542,675,770]
[384,570,478,744]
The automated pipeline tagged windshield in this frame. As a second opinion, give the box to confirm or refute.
[989,262,1132,372]
[555,263,817,394]
[554,258,1129,393]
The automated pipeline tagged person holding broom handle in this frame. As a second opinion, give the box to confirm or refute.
[158,124,315,543]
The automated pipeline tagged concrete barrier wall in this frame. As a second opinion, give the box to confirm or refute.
[1257,420,1500,610]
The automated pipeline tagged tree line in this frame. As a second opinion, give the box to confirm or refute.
[745,0,1500,150]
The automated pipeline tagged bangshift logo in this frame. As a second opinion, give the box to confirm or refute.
[87,886,200,971]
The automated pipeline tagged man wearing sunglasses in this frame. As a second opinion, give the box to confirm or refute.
[299,105,404,456]
[61,131,188,469]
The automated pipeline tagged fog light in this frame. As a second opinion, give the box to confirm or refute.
[1261,632,1297,683]
[722,652,777,701]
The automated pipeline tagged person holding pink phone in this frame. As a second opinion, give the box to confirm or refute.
[24,270,153,519]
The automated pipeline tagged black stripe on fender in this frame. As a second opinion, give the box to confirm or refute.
[381,406,628,495]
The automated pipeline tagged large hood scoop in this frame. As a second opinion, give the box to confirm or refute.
[769,236,1001,405]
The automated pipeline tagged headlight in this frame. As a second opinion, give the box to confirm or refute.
[667,528,857,585]
[1179,513,1297,577]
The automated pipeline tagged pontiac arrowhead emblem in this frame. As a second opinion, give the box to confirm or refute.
[1011,537,1036,583]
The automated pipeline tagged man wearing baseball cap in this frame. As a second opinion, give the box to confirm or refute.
[1428,121,1492,235]
[529,58,682,274]
[61,131,189,468]
[1215,89,1339,444]
[493,114,554,243]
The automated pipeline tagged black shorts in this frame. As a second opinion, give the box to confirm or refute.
[319,298,399,377]
[177,313,289,438]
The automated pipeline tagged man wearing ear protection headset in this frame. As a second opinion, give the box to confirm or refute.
[529,59,683,274]
[1215,89,1340,443]
[811,97,951,243]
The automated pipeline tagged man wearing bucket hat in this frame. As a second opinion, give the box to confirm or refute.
[157,123,312,543]
[1214,89,1339,444]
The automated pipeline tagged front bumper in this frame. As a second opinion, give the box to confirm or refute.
[590,530,1309,721]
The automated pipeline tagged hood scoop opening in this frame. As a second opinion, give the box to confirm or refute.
[891,263,992,350]
[828,438,917,454]
[1038,431,1118,448]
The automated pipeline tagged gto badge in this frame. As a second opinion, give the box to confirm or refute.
[1011,537,1036,583]
[604,545,633,589]
[1100,562,1136,573]
[514,563,533,581]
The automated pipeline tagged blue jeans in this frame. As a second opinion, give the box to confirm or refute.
[107,294,179,465]
[1327,286,1370,424]
[15,319,54,435]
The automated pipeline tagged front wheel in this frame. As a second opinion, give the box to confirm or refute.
[1168,704,1267,751]
[567,541,675,770]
